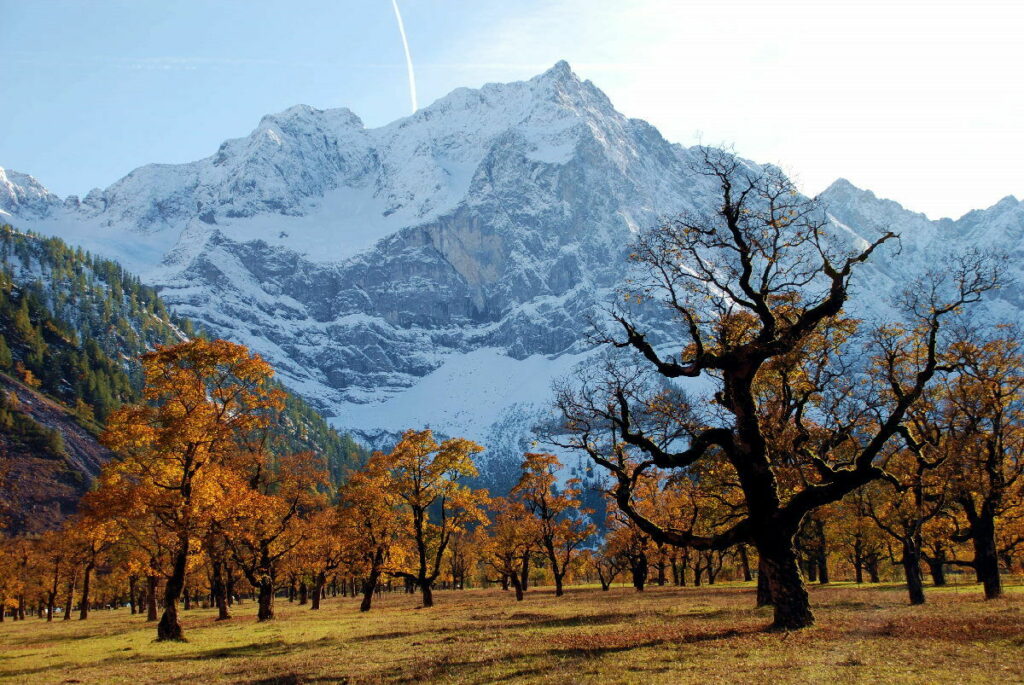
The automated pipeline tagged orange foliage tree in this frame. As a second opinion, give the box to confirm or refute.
[381,429,487,608]
[100,339,283,641]
[512,453,595,597]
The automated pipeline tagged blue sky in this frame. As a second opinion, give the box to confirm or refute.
[2,0,1021,219]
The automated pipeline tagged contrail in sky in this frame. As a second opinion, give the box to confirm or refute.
[390,0,418,113]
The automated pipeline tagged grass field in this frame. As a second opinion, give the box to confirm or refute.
[1,580,1022,684]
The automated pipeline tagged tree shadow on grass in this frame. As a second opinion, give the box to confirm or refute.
[368,626,761,684]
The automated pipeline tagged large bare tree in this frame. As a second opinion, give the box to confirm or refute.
[553,148,1000,630]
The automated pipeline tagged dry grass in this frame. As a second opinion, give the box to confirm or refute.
[1,580,1022,684]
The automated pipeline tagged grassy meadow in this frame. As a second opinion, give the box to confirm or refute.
[1,580,1022,684]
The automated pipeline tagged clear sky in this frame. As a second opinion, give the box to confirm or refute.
[2,0,1020,219]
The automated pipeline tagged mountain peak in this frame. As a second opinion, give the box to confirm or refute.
[538,60,575,82]
[258,104,364,132]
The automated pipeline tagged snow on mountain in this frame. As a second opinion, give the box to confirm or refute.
[2,61,1022,487]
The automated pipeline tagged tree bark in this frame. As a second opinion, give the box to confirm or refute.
[739,545,753,582]
[757,528,814,630]
[62,569,76,621]
[79,561,95,620]
[970,515,1003,599]
[211,561,231,620]
[157,543,188,641]
[902,541,925,605]
[257,580,275,621]
[311,572,326,610]
[866,558,880,583]
[926,557,946,587]
[360,569,381,612]
[510,572,524,601]
[146,575,158,621]
[630,555,648,592]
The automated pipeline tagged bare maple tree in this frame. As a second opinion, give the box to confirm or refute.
[553,147,1000,630]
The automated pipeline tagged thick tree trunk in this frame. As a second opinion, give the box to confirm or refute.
[257,580,275,621]
[360,570,382,612]
[298,581,308,605]
[902,541,925,605]
[211,561,231,620]
[816,549,829,585]
[311,573,326,610]
[510,573,524,601]
[519,554,530,592]
[420,581,434,608]
[157,544,188,641]
[631,555,648,592]
[866,558,880,583]
[553,572,564,597]
[758,530,814,630]
[926,557,946,587]
[805,558,818,583]
[79,562,95,620]
[146,575,158,621]
[971,515,1003,599]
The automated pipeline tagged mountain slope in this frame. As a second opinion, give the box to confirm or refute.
[0,225,365,531]
[2,62,1021,485]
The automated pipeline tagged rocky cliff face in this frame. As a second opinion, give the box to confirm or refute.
[2,62,1021,484]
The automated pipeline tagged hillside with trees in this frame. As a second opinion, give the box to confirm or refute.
[0,224,365,533]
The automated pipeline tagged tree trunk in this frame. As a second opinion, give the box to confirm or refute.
[211,561,231,620]
[816,548,829,584]
[553,572,564,597]
[312,572,325,610]
[420,581,434,608]
[146,575,158,621]
[631,555,648,592]
[739,545,753,582]
[79,562,95,620]
[63,569,76,621]
[926,557,946,587]
[971,515,1003,599]
[257,580,275,621]
[510,572,524,601]
[157,543,188,641]
[128,576,138,615]
[805,558,818,583]
[360,570,381,612]
[866,558,880,583]
[519,554,530,592]
[902,541,925,605]
[298,581,308,606]
[757,530,814,630]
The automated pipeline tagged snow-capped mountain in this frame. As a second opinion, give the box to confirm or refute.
[2,61,1021,484]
